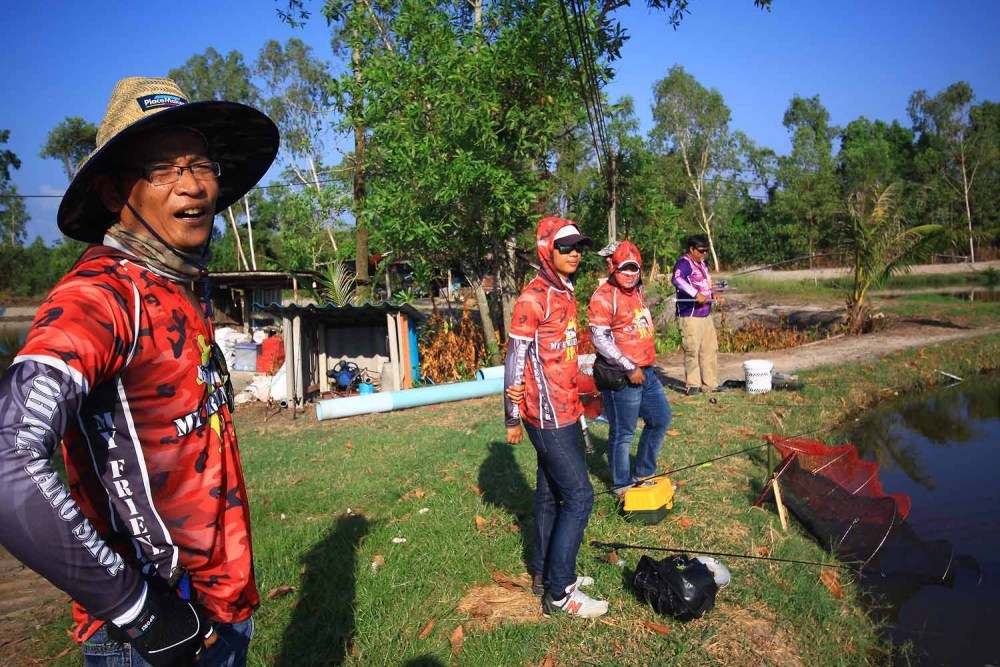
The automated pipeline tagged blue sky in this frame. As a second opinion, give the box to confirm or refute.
[2,0,998,245]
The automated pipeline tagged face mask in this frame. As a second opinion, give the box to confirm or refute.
[615,266,640,289]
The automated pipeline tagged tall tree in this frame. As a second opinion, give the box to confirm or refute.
[649,64,740,271]
[0,130,28,249]
[837,117,916,196]
[967,101,1000,249]
[39,117,97,181]
[774,94,841,266]
[169,49,262,270]
[909,82,997,264]
[256,37,344,264]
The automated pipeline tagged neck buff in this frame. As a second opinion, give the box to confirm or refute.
[103,202,215,317]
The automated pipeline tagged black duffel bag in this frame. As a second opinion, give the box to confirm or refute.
[633,553,718,621]
[592,353,629,392]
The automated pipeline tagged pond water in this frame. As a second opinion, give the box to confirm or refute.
[844,375,1000,666]
[880,287,1000,302]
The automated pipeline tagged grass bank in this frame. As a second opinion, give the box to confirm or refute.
[28,333,1000,666]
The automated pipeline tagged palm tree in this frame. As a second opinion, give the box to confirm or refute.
[838,182,944,333]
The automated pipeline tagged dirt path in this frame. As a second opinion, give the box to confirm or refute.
[655,319,997,390]
[0,547,71,664]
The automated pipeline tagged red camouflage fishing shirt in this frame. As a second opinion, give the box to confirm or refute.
[587,281,656,368]
[0,245,257,642]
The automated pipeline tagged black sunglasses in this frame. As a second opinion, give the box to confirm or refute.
[694,246,709,253]
[555,242,589,255]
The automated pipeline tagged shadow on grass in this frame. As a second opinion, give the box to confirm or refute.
[402,656,446,667]
[479,440,535,573]
[274,513,371,666]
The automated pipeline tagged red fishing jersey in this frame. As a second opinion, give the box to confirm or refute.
[0,246,257,642]
[587,280,656,368]
[504,217,584,429]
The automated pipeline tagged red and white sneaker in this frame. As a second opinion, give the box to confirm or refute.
[542,582,609,618]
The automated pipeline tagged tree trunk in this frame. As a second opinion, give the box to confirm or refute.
[961,154,976,266]
[243,197,257,270]
[352,39,370,291]
[461,260,500,366]
[500,236,518,341]
[226,207,249,271]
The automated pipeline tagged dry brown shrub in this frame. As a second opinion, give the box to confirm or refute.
[419,307,488,382]
[718,316,826,354]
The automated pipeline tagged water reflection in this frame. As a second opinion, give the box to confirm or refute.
[842,375,1000,667]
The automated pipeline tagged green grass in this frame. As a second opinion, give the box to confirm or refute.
[20,275,1000,666]
[32,334,1000,666]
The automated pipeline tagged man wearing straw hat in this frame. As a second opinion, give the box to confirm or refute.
[0,77,278,666]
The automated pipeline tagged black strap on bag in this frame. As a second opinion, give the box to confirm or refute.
[592,353,629,392]
[633,553,718,621]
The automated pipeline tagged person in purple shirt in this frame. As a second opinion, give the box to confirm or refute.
[671,235,724,395]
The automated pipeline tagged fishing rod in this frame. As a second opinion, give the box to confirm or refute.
[600,421,849,496]
[728,254,834,277]
[589,540,859,572]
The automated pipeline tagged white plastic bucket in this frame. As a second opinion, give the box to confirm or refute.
[743,359,774,394]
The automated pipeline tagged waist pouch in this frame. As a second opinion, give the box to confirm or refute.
[593,353,629,392]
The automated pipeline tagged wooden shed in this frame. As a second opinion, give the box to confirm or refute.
[253,302,424,407]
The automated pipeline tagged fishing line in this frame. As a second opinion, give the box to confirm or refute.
[589,540,858,572]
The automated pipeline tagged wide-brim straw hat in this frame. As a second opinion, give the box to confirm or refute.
[58,76,280,243]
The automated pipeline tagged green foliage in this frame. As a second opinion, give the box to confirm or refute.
[316,260,360,306]
[0,237,86,297]
[39,117,98,181]
[654,319,682,353]
[838,182,945,332]
[774,95,842,263]
[649,64,744,270]
[168,47,260,105]
[908,82,998,262]
[0,128,21,181]
[1,129,28,248]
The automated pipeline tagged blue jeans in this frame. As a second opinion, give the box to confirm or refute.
[523,421,594,596]
[603,369,671,489]
[82,617,254,667]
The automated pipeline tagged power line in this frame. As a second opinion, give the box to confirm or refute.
[0,174,349,200]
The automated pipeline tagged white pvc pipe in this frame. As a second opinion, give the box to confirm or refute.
[475,365,505,380]
[315,376,504,420]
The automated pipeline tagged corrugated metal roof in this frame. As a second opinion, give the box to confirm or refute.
[252,301,425,327]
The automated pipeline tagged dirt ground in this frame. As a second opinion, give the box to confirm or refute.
[2,262,998,664]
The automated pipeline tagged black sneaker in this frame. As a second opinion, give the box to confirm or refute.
[685,386,701,396]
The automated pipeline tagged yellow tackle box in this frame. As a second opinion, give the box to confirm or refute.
[622,476,675,524]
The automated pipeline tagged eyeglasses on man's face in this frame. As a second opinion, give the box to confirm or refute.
[694,246,709,253]
[555,242,589,255]
[136,161,222,186]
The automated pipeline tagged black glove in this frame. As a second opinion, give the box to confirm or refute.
[108,580,214,667]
